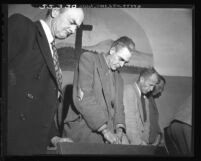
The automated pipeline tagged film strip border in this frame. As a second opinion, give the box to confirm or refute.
[31,4,142,9]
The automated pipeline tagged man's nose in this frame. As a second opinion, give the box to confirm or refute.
[70,26,77,34]
[120,62,124,67]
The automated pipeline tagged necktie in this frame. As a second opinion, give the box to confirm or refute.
[51,40,63,91]
[141,95,147,122]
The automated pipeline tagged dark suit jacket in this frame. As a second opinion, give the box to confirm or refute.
[63,52,125,143]
[8,14,60,155]
[148,96,162,144]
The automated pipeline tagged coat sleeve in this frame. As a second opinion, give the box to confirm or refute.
[75,52,108,131]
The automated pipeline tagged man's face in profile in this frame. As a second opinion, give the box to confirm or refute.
[141,73,158,94]
[109,47,131,71]
[52,8,84,39]
[152,81,165,98]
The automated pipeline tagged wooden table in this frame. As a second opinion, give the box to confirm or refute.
[49,142,168,156]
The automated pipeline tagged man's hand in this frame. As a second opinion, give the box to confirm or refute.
[152,134,161,146]
[115,128,124,144]
[141,140,147,145]
[102,128,120,144]
[121,133,130,144]
[51,136,73,147]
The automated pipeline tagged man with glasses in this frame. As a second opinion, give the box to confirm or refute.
[63,36,136,144]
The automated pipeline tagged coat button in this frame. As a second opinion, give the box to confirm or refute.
[19,113,26,121]
[34,74,40,80]
[26,93,34,99]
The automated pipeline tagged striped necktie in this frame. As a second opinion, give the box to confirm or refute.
[51,40,63,91]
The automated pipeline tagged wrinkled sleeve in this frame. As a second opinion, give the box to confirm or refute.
[77,52,108,131]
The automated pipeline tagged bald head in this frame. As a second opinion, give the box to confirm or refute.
[60,8,84,25]
[152,75,166,97]
[138,68,159,94]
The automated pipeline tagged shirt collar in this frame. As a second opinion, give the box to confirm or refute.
[40,19,54,44]
[135,82,142,97]
[102,53,111,71]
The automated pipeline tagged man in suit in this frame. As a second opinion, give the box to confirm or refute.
[8,8,84,155]
[146,75,166,146]
[63,36,136,144]
[123,68,159,145]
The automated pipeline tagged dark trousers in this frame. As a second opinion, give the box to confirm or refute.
[164,120,192,156]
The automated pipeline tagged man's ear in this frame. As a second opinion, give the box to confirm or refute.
[51,8,60,18]
[109,47,116,55]
[140,77,144,83]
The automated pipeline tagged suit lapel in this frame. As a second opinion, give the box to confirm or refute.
[35,21,57,83]
[133,83,145,125]
[97,54,113,111]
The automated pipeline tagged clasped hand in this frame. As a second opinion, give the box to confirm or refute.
[102,128,123,144]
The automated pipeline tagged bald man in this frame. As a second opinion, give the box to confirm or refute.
[123,68,159,145]
[8,8,84,155]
